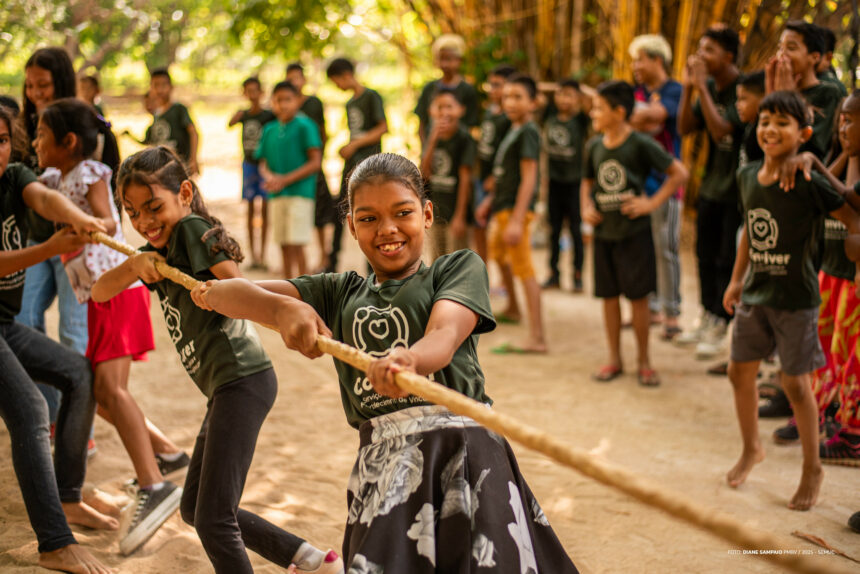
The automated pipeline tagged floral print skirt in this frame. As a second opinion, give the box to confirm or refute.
[344,405,579,573]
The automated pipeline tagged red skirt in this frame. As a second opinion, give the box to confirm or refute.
[86,285,155,366]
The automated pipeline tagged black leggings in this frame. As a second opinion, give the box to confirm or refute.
[696,198,742,322]
[180,368,304,574]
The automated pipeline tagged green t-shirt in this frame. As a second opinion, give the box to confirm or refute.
[693,78,745,204]
[477,109,511,181]
[800,82,842,160]
[491,121,541,213]
[425,128,476,222]
[544,111,589,183]
[0,163,37,323]
[737,162,845,310]
[254,113,321,199]
[239,109,276,164]
[818,68,849,98]
[149,103,194,161]
[583,131,673,241]
[414,78,480,130]
[345,88,386,171]
[290,249,496,429]
[141,215,272,397]
[821,216,855,280]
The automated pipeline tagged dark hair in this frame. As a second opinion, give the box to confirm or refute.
[818,26,837,54]
[559,78,581,91]
[431,86,462,104]
[0,105,28,162]
[326,58,355,78]
[286,62,304,75]
[489,64,517,79]
[23,47,76,141]
[702,26,740,62]
[759,90,810,128]
[346,153,427,211]
[39,98,101,159]
[738,70,765,94]
[597,80,635,119]
[272,81,299,95]
[150,67,172,84]
[0,95,20,115]
[80,75,100,90]
[242,77,261,89]
[507,73,537,99]
[117,146,243,261]
[784,20,824,56]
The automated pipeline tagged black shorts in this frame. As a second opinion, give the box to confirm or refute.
[314,174,337,227]
[593,229,656,299]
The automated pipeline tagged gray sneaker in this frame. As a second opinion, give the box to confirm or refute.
[120,481,182,556]
[695,317,728,359]
[674,311,713,347]
[156,452,190,477]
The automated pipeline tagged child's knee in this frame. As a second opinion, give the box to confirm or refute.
[727,361,755,388]
[781,373,811,402]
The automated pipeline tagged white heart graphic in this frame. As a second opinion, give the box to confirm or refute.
[369,319,389,340]
[753,220,767,236]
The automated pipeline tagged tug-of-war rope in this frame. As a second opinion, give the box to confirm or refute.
[92,231,852,574]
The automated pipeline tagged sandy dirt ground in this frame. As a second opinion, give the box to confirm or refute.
[1,110,859,572]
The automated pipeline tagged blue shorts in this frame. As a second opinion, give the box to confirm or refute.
[242,161,266,201]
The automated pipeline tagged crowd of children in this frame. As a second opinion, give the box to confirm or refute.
[1,16,859,574]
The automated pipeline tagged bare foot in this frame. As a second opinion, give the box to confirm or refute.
[62,501,119,530]
[788,464,823,511]
[83,486,123,519]
[39,544,114,574]
[726,446,765,488]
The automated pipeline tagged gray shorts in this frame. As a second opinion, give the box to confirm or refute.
[730,303,825,376]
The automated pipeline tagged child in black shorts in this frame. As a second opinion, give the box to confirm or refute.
[581,81,688,387]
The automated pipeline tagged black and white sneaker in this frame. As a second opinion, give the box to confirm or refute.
[120,481,182,556]
[156,452,190,477]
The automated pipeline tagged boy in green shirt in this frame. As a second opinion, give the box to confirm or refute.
[723,91,860,511]
[255,81,322,279]
[148,68,200,174]
[475,74,546,353]
[815,26,848,98]
[326,57,388,272]
[581,81,688,387]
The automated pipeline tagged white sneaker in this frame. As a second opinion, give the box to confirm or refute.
[696,317,728,359]
[675,312,713,347]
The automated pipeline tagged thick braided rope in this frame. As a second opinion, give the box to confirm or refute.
[91,231,851,574]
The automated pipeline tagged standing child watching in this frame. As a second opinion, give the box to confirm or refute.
[420,88,475,258]
[91,146,343,574]
[815,26,849,98]
[735,71,766,169]
[148,68,200,174]
[35,98,184,554]
[581,81,688,386]
[722,91,860,510]
[287,63,338,273]
[193,153,580,573]
[77,75,104,117]
[543,78,590,292]
[228,77,276,270]
[414,34,480,144]
[476,74,546,354]
[255,81,321,279]
[326,58,388,272]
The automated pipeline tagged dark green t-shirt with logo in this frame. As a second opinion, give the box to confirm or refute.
[0,163,37,323]
[800,82,842,160]
[149,103,194,161]
[426,128,476,222]
[477,109,511,181]
[818,68,848,99]
[583,131,673,241]
[141,215,271,397]
[821,216,855,280]
[737,162,845,310]
[414,79,480,131]
[345,88,386,172]
[545,111,589,183]
[693,78,745,204]
[290,249,496,429]
[491,121,541,213]
[300,95,326,133]
[239,109,276,164]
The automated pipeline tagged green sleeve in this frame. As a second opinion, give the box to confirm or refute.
[414,82,433,123]
[11,163,38,197]
[583,137,599,180]
[641,135,674,173]
[176,104,193,128]
[289,272,356,328]
[370,90,386,125]
[179,217,230,275]
[809,172,846,215]
[461,135,476,167]
[519,125,540,160]
[432,250,496,335]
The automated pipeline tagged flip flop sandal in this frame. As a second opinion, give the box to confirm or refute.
[638,368,661,387]
[592,365,623,382]
[490,342,546,355]
[494,313,521,325]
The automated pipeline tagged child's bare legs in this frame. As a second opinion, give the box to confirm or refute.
[499,263,520,320]
[260,198,269,267]
[630,297,651,370]
[315,226,330,271]
[521,276,547,352]
[246,198,258,264]
[289,245,307,276]
[474,227,488,262]
[781,371,823,510]
[61,501,119,530]
[93,356,162,488]
[39,544,113,574]
[281,244,293,279]
[726,360,765,487]
[602,297,622,368]
[97,408,180,456]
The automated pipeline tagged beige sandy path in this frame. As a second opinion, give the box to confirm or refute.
[1,198,858,573]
